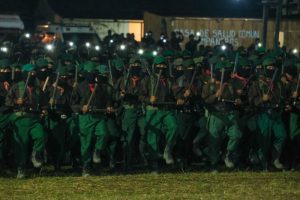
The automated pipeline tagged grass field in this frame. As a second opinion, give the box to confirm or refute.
[1,171,300,200]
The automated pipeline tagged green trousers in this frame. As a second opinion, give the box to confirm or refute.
[257,112,286,163]
[207,111,242,165]
[78,114,108,167]
[194,115,209,146]
[290,113,300,140]
[145,108,178,159]
[238,113,260,163]
[46,115,68,167]
[12,113,45,168]
[105,116,121,159]
[122,108,146,163]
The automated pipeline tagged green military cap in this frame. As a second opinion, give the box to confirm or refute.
[183,59,195,69]
[129,57,141,65]
[263,57,276,67]
[45,56,54,64]
[0,59,11,68]
[215,60,232,70]
[56,66,69,76]
[22,63,36,72]
[83,61,96,72]
[162,50,175,58]
[238,57,250,67]
[257,47,266,54]
[96,65,109,75]
[112,58,125,70]
[153,56,167,65]
[208,55,220,65]
[181,50,192,58]
[36,58,48,68]
[248,54,258,61]
[173,58,183,66]
[193,56,204,65]
[142,50,155,60]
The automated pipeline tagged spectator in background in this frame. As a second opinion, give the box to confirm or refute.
[185,34,201,56]
[170,31,184,51]
[141,31,156,48]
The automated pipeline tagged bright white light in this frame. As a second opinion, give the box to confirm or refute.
[152,51,158,56]
[163,39,167,43]
[46,44,54,51]
[258,43,262,48]
[0,47,8,53]
[120,44,126,50]
[196,32,201,36]
[68,41,74,47]
[85,42,91,48]
[293,48,298,54]
[95,45,100,51]
[138,49,144,55]
[110,39,114,43]
[221,45,227,51]
[25,33,31,38]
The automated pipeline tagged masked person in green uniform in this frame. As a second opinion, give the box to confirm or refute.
[141,56,178,171]
[6,63,46,178]
[231,55,258,166]
[115,56,146,170]
[46,66,73,170]
[0,59,13,167]
[248,57,287,170]
[202,60,242,171]
[192,56,209,158]
[72,61,114,177]
[96,64,120,170]
[172,58,203,168]
[278,62,299,169]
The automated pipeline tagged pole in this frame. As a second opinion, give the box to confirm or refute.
[274,0,283,49]
[262,1,270,48]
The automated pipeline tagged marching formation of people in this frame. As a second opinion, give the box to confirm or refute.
[0,30,300,178]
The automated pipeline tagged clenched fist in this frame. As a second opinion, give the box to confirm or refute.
[150,96,157,104]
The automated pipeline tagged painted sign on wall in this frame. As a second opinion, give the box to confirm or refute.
[173,28,260,47]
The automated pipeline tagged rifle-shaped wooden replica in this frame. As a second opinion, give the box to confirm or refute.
[49,72,60,110]
[42,76,50,92]
[108,60,114,86]
[218,68,225,101]
[266,68,279,96]
[232,53,239,75]
[151,69,162,105]
[168,58,173,78]
[20,72,31,100]
[281,53,286,75]
[70,63,79,103]
[210,63,214,81]
[187,70,197,90]
[123,66,132,93]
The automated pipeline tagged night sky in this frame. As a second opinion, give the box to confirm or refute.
[0,0,274,30]
[0,0,263,19]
